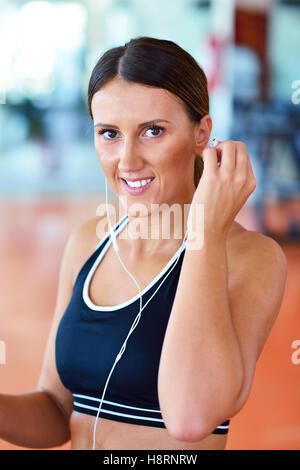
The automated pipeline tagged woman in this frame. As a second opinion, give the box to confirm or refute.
[0,37,287,450]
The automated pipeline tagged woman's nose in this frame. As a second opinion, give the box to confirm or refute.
[117,138,143,172]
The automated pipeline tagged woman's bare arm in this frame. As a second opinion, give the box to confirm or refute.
[0,391,70,448]
[158,229,287,442]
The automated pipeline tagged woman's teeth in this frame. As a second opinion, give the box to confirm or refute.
[125,178,153,188]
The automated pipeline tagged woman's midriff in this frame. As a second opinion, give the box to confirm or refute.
[70,411,228,450]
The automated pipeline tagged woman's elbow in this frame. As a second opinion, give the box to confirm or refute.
[163,400,235,442]
[168,425,210,443]
[164,410,217,443]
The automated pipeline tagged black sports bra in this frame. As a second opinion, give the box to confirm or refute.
[55,213,230,434]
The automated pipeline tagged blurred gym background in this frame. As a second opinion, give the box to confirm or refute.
[0,0,299,450]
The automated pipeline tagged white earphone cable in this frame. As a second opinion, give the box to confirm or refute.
[92,178,188,450]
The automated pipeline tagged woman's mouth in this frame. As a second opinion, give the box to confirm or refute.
[121,177,155,195]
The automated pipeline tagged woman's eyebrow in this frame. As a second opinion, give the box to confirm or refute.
[94,119,171,129]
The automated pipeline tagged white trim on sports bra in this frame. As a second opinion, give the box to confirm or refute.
[82,213,186,312]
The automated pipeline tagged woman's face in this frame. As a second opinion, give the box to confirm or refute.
[91,75,210,216]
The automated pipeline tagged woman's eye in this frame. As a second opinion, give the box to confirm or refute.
[97,125,164,140]
[144,125,164,137]
[97,129,118,140]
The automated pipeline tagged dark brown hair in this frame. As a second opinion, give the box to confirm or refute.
[88,36,209,188]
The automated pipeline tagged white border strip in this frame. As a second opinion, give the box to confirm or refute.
[82,215,186,311]
[72,394,229,429]
[73,401,165,422]
[73,393,161,413]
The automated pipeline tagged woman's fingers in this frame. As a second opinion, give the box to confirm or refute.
[202,140,256,193]
[234,142,248,184]
[191,139,256,236]
[216,141,236,177]
[202,147,218,176]
[211,140,253,184]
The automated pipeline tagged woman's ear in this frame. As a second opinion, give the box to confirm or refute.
[193,114,212,155]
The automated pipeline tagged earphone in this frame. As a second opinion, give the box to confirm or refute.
[91,177,189,450]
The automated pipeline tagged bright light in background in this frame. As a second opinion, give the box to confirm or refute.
[2,0,86,98]
[0,2,17,103]
[15,1,56,81]
[51,2,86,53]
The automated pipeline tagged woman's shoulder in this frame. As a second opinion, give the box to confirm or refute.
[72,215,106,251]
[69,214,108,283]
[228,220,283,249]
[227,221,287,274]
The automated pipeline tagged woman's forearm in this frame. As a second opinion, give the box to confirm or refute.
[158,232,244,439]
[0,391,70,448]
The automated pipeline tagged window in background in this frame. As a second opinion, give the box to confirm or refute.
[0,0,102,197]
